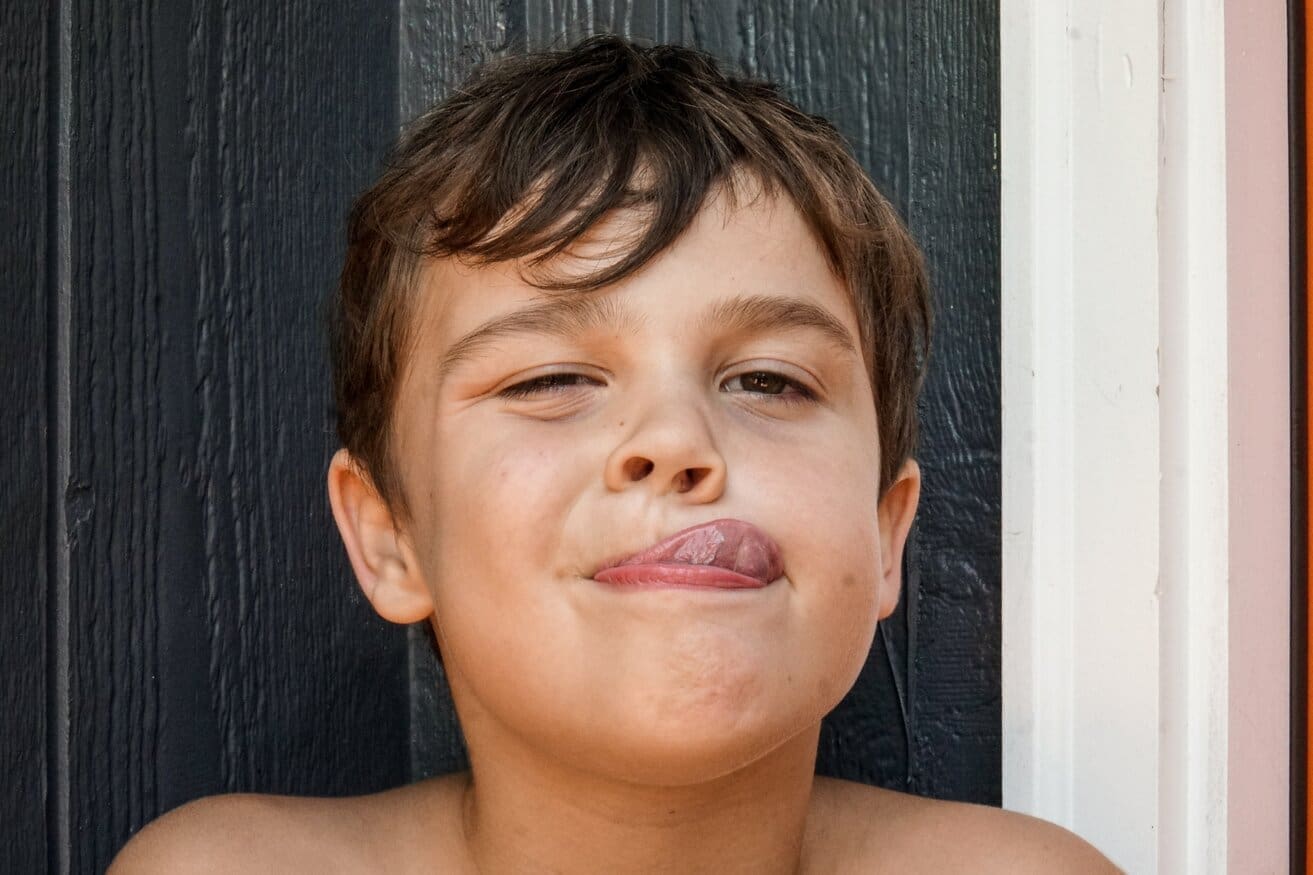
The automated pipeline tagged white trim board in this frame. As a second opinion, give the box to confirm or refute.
[999,2,1290,873]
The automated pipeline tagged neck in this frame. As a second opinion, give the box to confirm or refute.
[449,701,823,874]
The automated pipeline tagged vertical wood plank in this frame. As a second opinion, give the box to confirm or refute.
[902,0,1001,804]
[181,0,407,800]
[63,2,408,871]
[65,5,166,866]
[0,1,52,871]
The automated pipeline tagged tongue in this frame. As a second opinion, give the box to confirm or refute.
[622,519,783,584]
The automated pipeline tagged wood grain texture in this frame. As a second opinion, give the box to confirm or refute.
[59,2,408,871]
[0,2,52,871]
[401,0,511,128]
[399,0,1001,804]
[64,5,167,866]
[523,0,687,48]
[900,0,1000,803]
[180,0,406,799]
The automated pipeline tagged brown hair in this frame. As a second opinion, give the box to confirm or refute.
[331,35,931,517]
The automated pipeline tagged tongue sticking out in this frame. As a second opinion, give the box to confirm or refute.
[610,519,784,585]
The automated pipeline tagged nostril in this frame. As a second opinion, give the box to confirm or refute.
[623,457,655,481]
[675,467,710,493]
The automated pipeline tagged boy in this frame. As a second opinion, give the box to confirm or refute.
[113,36,1115,873]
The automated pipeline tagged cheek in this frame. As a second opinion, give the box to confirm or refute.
[417,423,585,652]
[745,425,882,581]
[432,423,576,551]
[765,436,884,691]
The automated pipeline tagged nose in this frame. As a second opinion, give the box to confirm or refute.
[603,397,727,501]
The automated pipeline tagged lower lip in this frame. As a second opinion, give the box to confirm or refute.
[592,563,769,590]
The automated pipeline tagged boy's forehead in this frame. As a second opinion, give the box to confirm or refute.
[412,187,855,352]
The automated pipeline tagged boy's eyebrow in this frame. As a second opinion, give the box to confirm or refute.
[437,291,859,382]
[705,293,859,357]
[438,294,640,381]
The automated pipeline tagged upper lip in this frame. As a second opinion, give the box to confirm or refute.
[593,518,784,585]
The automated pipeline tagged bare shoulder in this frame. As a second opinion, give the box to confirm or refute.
[107,792,338,874]
[108,773,471,875]
[808,777,1120,874]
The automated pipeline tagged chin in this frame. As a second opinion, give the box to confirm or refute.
[563,679,831,787]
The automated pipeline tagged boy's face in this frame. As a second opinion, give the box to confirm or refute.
[332,185,920,785]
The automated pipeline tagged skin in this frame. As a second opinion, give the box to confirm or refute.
[111,187,1118,874]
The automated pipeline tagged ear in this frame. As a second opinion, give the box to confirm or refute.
[875,459,921,620]
[327,449,433,624]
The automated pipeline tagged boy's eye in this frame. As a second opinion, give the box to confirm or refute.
[722,371,815,403]
[498,372,601,399]
[497,370,816,403]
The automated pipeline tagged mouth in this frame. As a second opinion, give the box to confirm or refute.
[592,518,784,590]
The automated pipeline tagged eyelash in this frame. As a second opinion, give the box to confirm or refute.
[497,371,817,404]
[498,373,601,399]
[722,371,816,404]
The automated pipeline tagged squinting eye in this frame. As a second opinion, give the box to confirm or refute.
[723,371,816,403]
[499,373,600,399]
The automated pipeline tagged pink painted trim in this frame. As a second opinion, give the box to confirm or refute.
[1226,2,1292,871]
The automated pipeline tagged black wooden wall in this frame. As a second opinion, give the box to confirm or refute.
[2,2,998,872]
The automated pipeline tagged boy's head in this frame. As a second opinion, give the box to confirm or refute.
[332,36,929,517]
[327,36,930,784]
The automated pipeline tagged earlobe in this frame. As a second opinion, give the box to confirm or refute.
[326,449,433,624]
[875,459,921,620]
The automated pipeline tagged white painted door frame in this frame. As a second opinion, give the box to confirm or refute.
[999,2,1290,872]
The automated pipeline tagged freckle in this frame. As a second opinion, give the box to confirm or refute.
[841,573,857,588]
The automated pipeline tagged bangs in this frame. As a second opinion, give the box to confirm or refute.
[379,41,859,292]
